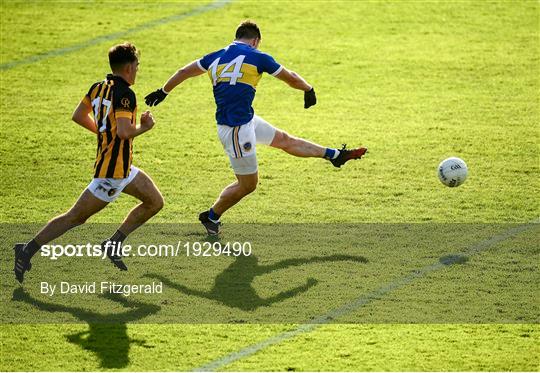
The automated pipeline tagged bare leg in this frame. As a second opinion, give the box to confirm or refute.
[34,189,108,245]
[212,172,258,216]
[118,169,164,235]
[270,129,326,157]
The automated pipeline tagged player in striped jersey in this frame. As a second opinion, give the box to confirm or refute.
[13,43,163,283]
[145,21,367,235]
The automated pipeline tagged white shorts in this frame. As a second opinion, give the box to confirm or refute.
[217,115,278,175]
[87,166,140,203]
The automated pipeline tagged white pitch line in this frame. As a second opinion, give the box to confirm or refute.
[193,221,539,372]
[0,0,232,71]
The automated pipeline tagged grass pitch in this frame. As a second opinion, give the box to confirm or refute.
[1,0,539,371]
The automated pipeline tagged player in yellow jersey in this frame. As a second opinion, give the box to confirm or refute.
[13,43,163,283]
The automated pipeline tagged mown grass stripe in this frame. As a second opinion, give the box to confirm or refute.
[0,0,232,71]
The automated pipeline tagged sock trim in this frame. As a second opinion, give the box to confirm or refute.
[209,208,221,222]
[324,148,340,160]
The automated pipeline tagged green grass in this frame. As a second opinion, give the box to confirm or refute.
[1,0,539,371]
[1,324,538,371]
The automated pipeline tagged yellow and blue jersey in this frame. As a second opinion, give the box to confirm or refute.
[197,41,282,126]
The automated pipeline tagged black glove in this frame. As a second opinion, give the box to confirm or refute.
[304,87,316,109]
[145,88,168,107]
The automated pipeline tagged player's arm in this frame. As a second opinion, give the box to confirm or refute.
[164,61,205,92]
[145,61,205,106]
[116,90,155,139]
[275,68,312,91]
[274,67,317,109]
[71,99,97,134]
[117,111,155,140]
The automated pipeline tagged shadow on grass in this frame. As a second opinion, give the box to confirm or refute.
[12,288,160,369]
[146,254,368,311]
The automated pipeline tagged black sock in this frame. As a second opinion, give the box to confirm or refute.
[23,239,41,259]
[109,229,127,245]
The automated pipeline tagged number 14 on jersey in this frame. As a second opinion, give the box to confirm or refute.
[208,55,246,86]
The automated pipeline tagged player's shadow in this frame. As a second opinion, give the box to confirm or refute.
[11,288,160,369]
[145,254,368,312]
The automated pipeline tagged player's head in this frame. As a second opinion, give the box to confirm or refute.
[235,20,261,49]
[108,42,139,85]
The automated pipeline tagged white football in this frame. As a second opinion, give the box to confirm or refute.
[438,157,468,187]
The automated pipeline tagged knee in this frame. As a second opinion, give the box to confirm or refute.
[280,132,297,150]
[272,131,292,150]
[149,193,164,214]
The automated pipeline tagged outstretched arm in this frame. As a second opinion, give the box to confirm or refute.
[274,67,317,109]
[145,61,205,106]
[275,68,312,91]
[163,61,205,92]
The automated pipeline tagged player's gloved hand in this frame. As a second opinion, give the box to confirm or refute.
[304,87,316,109]
[145,88,168,107]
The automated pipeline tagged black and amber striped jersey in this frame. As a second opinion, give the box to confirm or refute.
[83,74,136,179]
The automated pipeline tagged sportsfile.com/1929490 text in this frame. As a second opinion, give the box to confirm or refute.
[39,241,252,260]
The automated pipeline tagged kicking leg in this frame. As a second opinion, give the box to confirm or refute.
[14,190,108,283]
[270,129,367,167]
[270,129,326,157]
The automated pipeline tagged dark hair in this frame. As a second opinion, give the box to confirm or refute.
[108,42,139,72]
[235,20,261,40]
